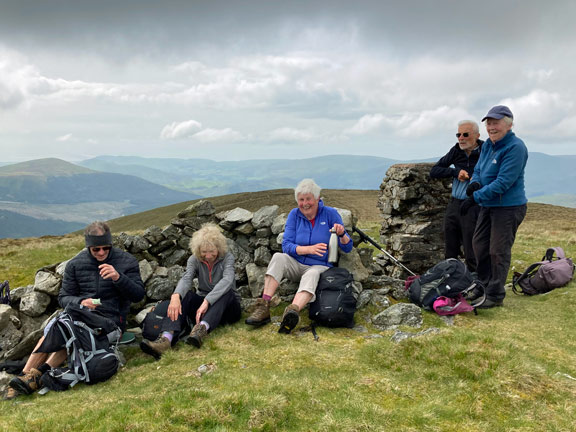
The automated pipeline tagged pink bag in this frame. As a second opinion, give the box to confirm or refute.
[433,294,474,315]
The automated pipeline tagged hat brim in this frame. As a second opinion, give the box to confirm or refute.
[482,114,506,122]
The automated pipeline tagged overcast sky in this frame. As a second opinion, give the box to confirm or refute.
[1,0,575,163]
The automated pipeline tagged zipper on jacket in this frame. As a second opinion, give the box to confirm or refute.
[202,257,222,284]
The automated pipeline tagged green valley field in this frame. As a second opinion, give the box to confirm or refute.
[1,190,576,431]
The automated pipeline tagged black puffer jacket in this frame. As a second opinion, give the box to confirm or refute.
[59,247,145,328]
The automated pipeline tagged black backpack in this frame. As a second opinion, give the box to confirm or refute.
[36,303,120,392]
[309,267,357,328]
[408,258,484,310]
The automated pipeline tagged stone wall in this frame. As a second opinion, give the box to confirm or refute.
[378,163,451,277]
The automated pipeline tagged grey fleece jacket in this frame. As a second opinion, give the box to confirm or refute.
[174,252,238,305]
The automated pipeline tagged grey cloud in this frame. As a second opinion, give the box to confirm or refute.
[3,0,574,61]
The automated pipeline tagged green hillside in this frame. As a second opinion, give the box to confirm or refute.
[0,157,95,177]
[0,210,84,239]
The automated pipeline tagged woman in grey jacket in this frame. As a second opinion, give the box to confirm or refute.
[140,223,241,358]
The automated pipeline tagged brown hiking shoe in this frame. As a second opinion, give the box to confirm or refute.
[278,304,300,334]
[3,386,21,400]
[140,336,171,360]
[245,298,271,326]
[187,323,208,348]
[8,368,43,395]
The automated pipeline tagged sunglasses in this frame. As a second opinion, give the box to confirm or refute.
[90,246,111,252]
[456,132,470,138]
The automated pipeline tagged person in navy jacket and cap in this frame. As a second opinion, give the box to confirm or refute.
[245,178,353,333]
[462,105,528,308]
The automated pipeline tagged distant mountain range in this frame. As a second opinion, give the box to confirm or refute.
[78,153,576,202]
[1,153,575,239]
[78,154,407,196]
[0,158,200,238]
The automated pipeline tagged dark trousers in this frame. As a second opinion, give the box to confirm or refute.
[472,205,527,301]
[444,198,480,272]
[162,290,241,342]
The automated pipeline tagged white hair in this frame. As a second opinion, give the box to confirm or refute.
[294,178,321,201]
[502,116,514,127]
[458,120,479,133]
[483,116,513,127]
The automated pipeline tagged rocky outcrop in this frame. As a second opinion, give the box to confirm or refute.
[378,163,451,277]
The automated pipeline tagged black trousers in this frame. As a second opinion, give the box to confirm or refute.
[472,205,527,301]
[162,290,241,342]
[444,198,480,272]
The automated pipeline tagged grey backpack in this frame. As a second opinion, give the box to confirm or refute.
[512,247,574,295]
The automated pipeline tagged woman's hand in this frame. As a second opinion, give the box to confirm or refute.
[332,223,350,245]
[167,294,182,321]
[298,243,327,256]
[196,299,209,324]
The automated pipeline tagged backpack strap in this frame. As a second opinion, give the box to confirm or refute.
[463,280,486,309]
[512,261,546,294]
[545,247,566,261]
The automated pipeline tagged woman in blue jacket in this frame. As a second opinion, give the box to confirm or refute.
[245,178,353,333]
[462,105,528,308]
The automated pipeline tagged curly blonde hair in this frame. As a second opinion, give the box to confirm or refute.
[189,223,228,258]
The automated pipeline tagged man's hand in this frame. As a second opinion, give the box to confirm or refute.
[167,294,182,322]
[460,197,476,216]
[99,264,119,281]
[457,170,470,182]
[466,182,481,196]
[196,299,209,324]
[80,298,100,309]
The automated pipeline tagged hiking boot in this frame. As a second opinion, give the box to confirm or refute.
[187,324,208,348]
[140,336,171,360]
[3,386,21,400]
[477,298,504,309]
[8,368,43,395]
[245,298,271,327]
[278,304,300,334]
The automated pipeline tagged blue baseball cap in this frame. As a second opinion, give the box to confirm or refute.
[482,105,513,122]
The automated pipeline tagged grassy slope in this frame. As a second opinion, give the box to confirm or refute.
[2,193,576,431]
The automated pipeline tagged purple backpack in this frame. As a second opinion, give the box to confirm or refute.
[512,247,574,295]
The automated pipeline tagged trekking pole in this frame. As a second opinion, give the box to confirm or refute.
[352,226,417,277]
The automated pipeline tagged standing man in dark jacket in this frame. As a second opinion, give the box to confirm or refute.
[462,105,528,309]
[5,221,145,400]
[430,120,483,272]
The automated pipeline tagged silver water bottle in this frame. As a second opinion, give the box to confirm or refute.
[328,228,339,263]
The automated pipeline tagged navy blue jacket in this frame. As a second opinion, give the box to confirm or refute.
[430,140,483,199]
[59,247,145,328]
[282,200,353,267]
[470,131,528,207]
